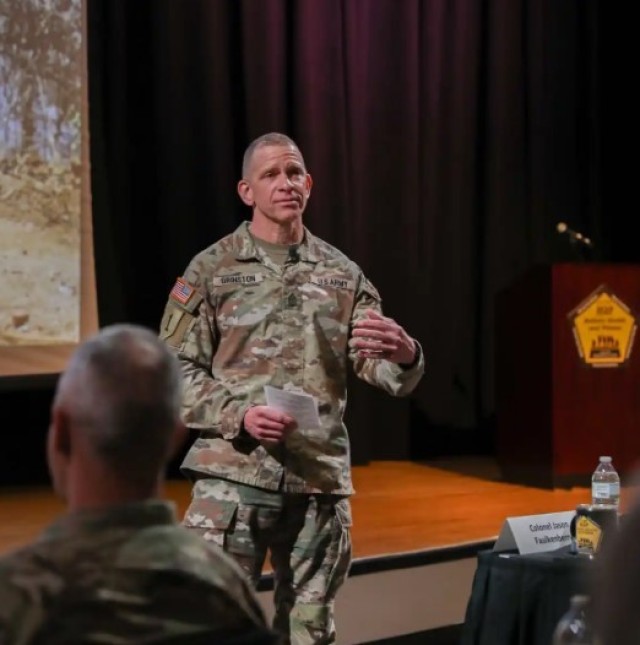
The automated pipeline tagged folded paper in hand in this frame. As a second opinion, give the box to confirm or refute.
[264,386,321,429]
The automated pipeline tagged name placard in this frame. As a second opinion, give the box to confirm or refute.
[493,511,574,555]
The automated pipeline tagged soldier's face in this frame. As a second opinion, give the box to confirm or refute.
[238,145,312,225]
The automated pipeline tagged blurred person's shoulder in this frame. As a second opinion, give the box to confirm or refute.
[0,544,58,643]
[117,520,253,587]
[116,523,267,627]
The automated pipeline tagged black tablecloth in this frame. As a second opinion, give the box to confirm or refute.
[460,546,594,645]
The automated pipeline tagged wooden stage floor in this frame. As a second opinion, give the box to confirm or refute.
[0,457,607,560]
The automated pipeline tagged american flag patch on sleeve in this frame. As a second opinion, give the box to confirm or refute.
[170,278,194,305]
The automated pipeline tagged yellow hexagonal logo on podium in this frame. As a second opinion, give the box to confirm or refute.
[568,285,637,368]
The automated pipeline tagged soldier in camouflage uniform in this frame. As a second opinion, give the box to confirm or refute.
[0,324,274,645]
[160,132,425,644]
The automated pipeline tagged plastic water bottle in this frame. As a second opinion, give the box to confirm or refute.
[591,456,620,509]
[552,595,594,644]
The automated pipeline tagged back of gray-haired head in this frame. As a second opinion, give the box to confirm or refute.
[241,132,304,178]
[54,324,183,480]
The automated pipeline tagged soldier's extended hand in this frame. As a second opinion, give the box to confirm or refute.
[351,309,416,364]
[243,406,297,444]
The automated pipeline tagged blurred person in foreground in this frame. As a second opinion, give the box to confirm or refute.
[0,324,275,645]
[591,471,640,645]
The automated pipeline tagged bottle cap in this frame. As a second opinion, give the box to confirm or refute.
[599,456,612,463]
[570,595,590,607]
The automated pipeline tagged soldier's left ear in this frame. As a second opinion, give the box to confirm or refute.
[46,408,72,500]
[50,407,72,457]
[305,173,313,197]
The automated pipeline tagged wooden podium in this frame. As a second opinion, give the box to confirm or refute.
[495,263,640,488]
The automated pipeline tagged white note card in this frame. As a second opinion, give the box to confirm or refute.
[264,386,321,429]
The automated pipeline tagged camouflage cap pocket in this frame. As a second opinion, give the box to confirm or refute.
[183,498,238,530]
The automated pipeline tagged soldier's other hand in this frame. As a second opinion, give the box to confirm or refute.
[351,309,417,364]
[243,406,297,444]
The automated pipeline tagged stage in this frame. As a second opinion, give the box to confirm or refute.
[0,457,598,643]
[0,456,595,561]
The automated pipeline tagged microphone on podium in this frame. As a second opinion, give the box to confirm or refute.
[556,222,594,248]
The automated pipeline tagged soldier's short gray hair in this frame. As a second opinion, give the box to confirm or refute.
[241,132,305,178]
[54,324,182,481]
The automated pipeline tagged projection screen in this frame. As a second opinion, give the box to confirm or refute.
[0,0,97,380]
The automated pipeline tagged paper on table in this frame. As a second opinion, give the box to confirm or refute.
[264,386,321,429]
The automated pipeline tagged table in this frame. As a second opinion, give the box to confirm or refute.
[460,546,594,645]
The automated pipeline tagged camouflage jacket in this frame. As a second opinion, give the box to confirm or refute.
[160,221,424,494]
[0,500,271,644]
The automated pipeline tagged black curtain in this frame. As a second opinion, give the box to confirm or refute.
[83,0,609,468]
[2,0,613,487]
[4,0,615,487]
[1,0,618,485]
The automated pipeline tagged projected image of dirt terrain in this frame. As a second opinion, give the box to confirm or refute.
[0,0,82,346]
[0,161,80,345]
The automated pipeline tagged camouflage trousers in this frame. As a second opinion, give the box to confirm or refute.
[183,478,352,645]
